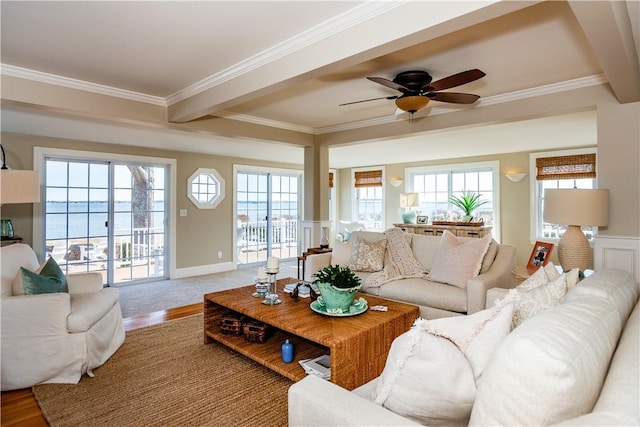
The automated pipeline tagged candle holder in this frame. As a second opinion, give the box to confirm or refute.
[253,276,270,298]
[262,268,281,305]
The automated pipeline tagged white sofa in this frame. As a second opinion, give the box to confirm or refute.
[304,230,516,318]
[1,243,125,391]
[288,269,640,426]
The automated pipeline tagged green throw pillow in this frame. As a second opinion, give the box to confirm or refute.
[21,257,68,295]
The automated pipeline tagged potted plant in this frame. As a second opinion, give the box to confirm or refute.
[449,190,488,222]
[312,265,362,313]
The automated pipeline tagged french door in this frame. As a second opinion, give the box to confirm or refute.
[236,169,301,264]
[43,158,168,285]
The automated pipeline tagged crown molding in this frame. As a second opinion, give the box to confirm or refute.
[215,110,314,135]
[1,64,167,107]
[165,1,406,106]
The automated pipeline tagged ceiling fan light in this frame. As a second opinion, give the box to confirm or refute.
[395,95,429,113]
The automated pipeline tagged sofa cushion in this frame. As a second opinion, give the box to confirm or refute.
[18,257,68,296]
[409,234,440,270]
[349,238,386,272]
[378,278,467,313]
[470,293,623,426]
[373,295,515,426]
[427,231,491,289]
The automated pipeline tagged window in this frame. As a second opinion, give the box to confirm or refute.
[531,149,597,241]
[407,161,499,237]
[353,168,384,231]
[187,168,224,209]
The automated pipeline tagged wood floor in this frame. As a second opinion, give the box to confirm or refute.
[0,302,203,427]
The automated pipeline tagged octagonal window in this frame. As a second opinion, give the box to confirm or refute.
[187,168,225,209]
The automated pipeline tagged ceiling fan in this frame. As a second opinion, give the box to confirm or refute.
[340,69,486,117]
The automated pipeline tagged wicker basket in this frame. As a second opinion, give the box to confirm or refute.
[220,312,246,336]
[431,220,484,227]
[243,320,274,343]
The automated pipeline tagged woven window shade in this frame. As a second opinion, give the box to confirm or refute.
[329,172,334,188]
[536,154,596,180]
[354,170,382,188]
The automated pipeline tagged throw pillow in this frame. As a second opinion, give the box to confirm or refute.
[479,239,498,274]
[427,231,492,289]
[372,293,515,426]
[330,239,353,266]
[348,238,386,272]
[19,257,68,295]
[512,274,567,328]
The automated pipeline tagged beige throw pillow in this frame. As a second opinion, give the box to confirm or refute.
[330,239,353,266]
[348,238,386,272]
[427,231,492,289]
[511,263,570,328]
[372,293,515,426]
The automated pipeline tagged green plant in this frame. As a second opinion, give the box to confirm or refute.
[312,264,362,289]
[449,191,488,216]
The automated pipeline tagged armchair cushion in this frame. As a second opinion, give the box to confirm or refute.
[19,257,68,295]
[69,288,120,333]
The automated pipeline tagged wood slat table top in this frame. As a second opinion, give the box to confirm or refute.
[204,278,419,346]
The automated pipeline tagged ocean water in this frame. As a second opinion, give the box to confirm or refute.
[45,201,300,240]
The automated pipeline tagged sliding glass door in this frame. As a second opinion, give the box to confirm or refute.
[236,169,300,264]
[43,158,168,285]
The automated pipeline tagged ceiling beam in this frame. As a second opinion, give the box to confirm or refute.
[167,1,539,123]
[568,0,640,103]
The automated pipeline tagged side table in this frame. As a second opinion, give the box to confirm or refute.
[298,247,332,280]
[1,236,23,247]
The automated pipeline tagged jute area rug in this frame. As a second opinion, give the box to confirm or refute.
[32,315,292,426]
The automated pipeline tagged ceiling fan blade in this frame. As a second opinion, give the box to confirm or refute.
[367,76,409,92]
[339,95,398,106]
[427,69,486,91]
[430,92,480,104]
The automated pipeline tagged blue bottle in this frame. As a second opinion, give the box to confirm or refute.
[281,339,294,363]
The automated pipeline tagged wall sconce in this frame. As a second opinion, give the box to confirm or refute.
[388,177,404,187]
[505,173,527,183]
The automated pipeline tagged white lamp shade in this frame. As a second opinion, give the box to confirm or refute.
[0,170,41,204]
[400,193,419,208]
[543,189,609,226]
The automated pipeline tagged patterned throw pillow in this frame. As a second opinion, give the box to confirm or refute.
[348,238,387,272]
[511,262,571,328]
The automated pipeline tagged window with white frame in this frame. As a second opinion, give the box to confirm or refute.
[187,168,225,209]
[353,169,384,231]
[407,161,499,234]
[531,149,597,241]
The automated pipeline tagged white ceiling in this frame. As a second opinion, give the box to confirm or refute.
[1,1,638,168]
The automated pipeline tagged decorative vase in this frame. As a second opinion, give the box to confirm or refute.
[316,282,360,314]
[0,220,14,238]
[462,215,473,222]
[320,226,329,249]
[402,210,417,224]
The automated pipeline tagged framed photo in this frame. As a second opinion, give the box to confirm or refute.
[527,241,554,270]
[416,215,428,224]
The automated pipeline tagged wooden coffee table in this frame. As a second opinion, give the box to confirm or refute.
[204,277,419,390]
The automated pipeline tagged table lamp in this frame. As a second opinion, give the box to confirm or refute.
[543,188,609,271]
[0,168,41,238]
[400,193,419,224]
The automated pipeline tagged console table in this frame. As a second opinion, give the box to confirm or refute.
[393,223,492,238]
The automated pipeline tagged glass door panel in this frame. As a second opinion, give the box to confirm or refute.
[236,171,300,265]
[44,158,168,285]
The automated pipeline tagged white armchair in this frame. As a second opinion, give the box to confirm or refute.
[1,243,125,391]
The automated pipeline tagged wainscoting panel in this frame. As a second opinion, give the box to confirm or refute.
[594,236,640,283]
